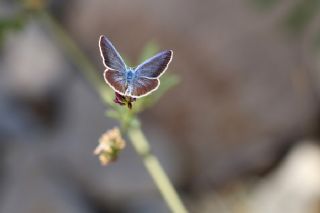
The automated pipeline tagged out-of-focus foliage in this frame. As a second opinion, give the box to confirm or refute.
[0,13,26,47]
[315,33,320,50]
[0,0,48,46]
[284,0,320,34]
[250,0,278,10]
[252,0,320,35]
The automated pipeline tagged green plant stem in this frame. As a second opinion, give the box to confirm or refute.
[128,126,188,213]
[39,11,188,213]
[39,11,114,106]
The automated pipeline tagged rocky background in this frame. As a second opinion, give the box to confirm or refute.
[1,0,320,212]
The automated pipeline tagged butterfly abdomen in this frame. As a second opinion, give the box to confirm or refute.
[124,69,134,94]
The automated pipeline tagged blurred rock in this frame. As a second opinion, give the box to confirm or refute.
[2,21,69,97]
[251,142,320,213]
[0,93,35,138]
[0,142,92,213]
[192,142,320,213]
[0,21,70,136]
[124,194,168,213]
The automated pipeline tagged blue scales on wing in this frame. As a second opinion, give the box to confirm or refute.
[127,50,172,97]
[99,35,127,71]
[134,50,172,79]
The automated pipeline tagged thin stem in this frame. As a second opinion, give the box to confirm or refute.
[39,10,189,213]
[128,126,188,213]
[39,11,114,106]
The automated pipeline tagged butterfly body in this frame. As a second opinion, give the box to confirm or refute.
[126,69,134,81]
[99,35,173,98]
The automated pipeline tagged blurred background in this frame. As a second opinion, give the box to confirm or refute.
[1,0,320,212]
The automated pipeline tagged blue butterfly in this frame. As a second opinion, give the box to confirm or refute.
[99,35,173,98]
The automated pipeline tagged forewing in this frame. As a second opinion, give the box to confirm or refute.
[104,70,126,95]
[99,35,127,71]
[135,50,172,78]
[126,77,159,98]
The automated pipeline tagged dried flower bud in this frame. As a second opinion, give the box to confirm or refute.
[113,92,136,109]
[94,127,126,166]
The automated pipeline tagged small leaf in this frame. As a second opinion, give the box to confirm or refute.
[133,74,180,112]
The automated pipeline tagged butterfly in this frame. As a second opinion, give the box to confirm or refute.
[99,35,173,98]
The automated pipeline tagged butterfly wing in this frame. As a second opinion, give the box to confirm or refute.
[104,69,127,95]
[126,50,173,98]
[126,77,159,98]
[99,35,127,95]
[99,35,127,71]
[134,50,173,78]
